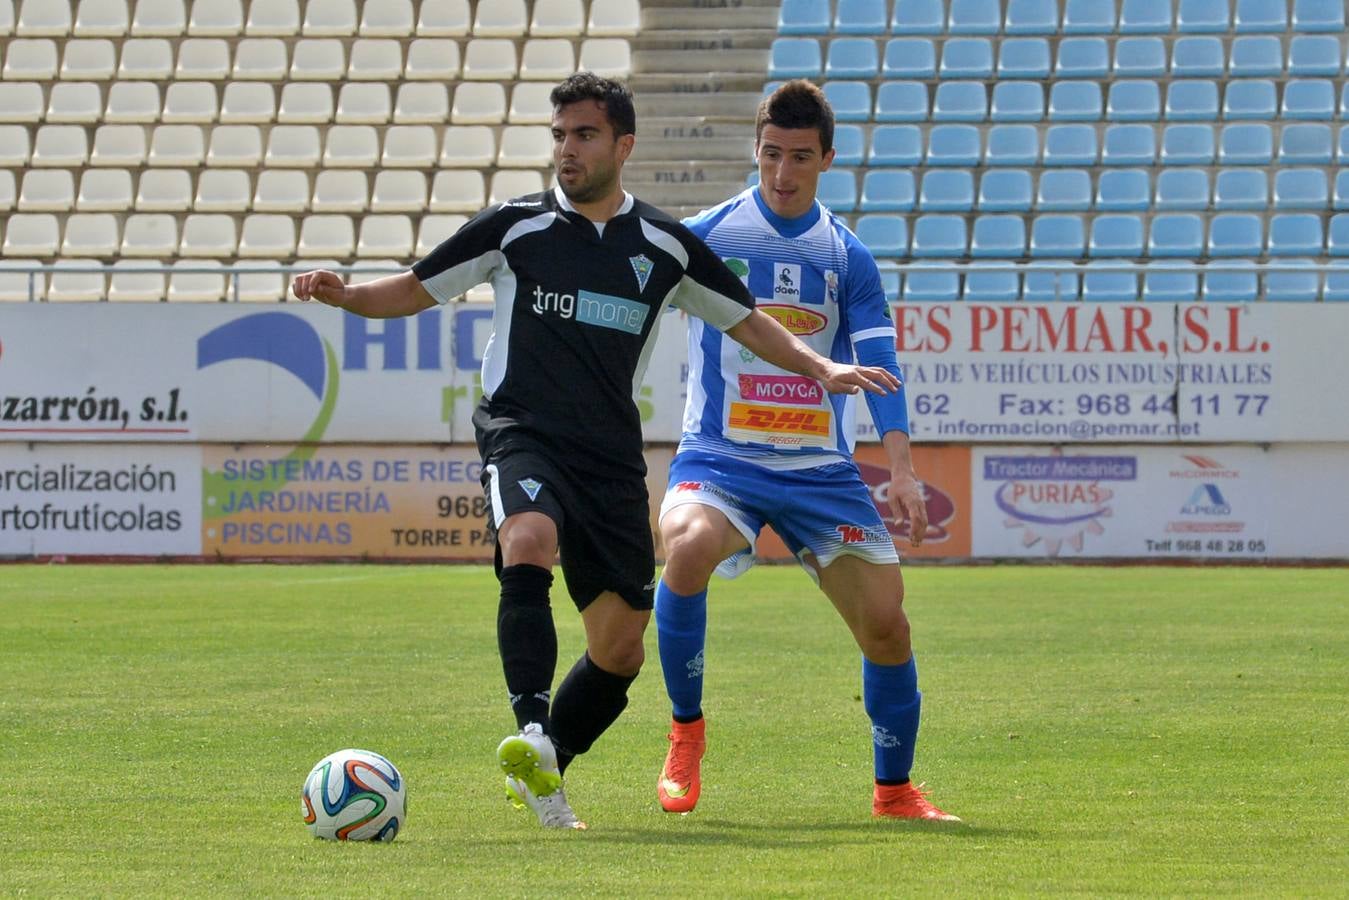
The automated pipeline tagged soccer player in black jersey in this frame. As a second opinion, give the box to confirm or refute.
[293,72,897,830]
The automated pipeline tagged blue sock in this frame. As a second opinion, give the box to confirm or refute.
[655,581,707,721]
[863,656,921,784]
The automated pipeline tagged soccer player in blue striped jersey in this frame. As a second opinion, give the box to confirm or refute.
[654,80,958,821]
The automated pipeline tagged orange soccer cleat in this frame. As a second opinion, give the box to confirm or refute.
[872,782,961,821]
[657,717,706,813]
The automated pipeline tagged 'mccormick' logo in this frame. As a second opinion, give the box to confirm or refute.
[759,304,826,336]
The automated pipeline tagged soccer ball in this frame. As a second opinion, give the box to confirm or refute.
[301,748,406,841]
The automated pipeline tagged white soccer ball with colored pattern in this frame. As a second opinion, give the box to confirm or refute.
[301,748,406,841]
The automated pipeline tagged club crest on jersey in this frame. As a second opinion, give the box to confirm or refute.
[518,478,543,501]
[629,254,654,293]
[824,269,839,304]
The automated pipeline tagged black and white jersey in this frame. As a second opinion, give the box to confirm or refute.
[413,187,755,477]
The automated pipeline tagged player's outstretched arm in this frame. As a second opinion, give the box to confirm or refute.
[291,269,437,319]
[883,430,927,547]
[725,309,900,395]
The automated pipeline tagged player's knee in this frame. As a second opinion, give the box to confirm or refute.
[662,519,725,576]
[592,634,645,677]
[856,610,912,664]
[497,524,555,568]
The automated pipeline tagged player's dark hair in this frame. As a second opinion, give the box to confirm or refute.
[550,71,637,137]
[755,79,834,155]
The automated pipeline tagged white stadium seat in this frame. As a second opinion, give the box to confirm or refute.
[0,262,46,301]
[161,81,219,123]
[220,82,276,123]
[430,170,486,211]
[588,0,641,35]
[47,82,104,123]
[416,214,468,256]
[0,2,11,35]
[357,215,414,258]
[532,0,585,36]
[322,124,380,167]
[245,0,299,36]
[109,259,166,301]
[0,171,13,211]
[520,39,575,80]
[451,82,507,123]
[76,169,133,211]
[16,0,72,36]
[490,170,546,205]
[348,39,403,79]
[303,0,357,35]
[238,214,297,258]
[473,0,527,36]
[233,38,289,79]
[104,82,160,122]
[404,38,460,80]
[169,259,226,301]
[91,124,149,166]
[179,214,237,257]
[394,82,449,123]
[297,215,356,257]
[0,125,30,165]
[134,169,192,210]
[380,125,437,167]
[0,83,44,122]
[74,0,129,36]
[33,125,90,167]
[371,171,427,211]
[360,0,413,36]
[18,170,76,211]
[336,83,392,123]
[61,213,120,256]
[579,39,631,78]
[252,170,310,212]
[278,83,334,123]
[290,38,346,80]
[348,259,404,285]
[147,124,205,166]
[416,0,470,35]
[3,39,60,79]
[117,38,173,78]
[439,124,496,166]
[206,125,263,166]
[60,39,117,79]
[508,83,553,124]
[194,169,251,210]
[311,170,369,212]
[175,38,231,79]
[120,213,180,256]
[130,0,185,36]
[233,261,286,301]
[187,0,242,36]
[48,261,109,301]
[497,125,552,167]
[264,125,322,167]
[2,214,60,256]
[463,39,518,80]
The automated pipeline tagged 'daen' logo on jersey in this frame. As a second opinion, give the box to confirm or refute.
[629,254,654,293]
[759,304,827,336]
[773,263,801,299]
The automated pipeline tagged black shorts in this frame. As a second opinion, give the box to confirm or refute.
[476,430,655,612]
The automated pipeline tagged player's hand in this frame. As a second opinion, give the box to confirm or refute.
[291,269,349,308]
[889,471,928,547]
[818,362,900,395]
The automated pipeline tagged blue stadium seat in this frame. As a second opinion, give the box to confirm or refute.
[1207,214,1264,256]
[1114,39,1167,77]
[1030,215,1086,257]
[1267,214,1323,255]
[1265,261,1320,301]
[1090,214,1146,257]
[1063,0,1116,33]
[1223,81,1277,120]
[1229,36,1284,77]
[1328,214,1349,254]
[1049,81,1103,121]
[855,214,908,258]
[1274,169,1328,209]
[1042,124,1098,166]
[1341,84,1349,119]
[1143,264,1199,301]
[873,82,928,123]
[1279,124,1333,164]
[911,215,968,257]
[998,38,1052,78]
[1293,0,1346,32]
[1005,0,1058,34]
[1037,169,1092,211]
[1102,124,1156,164]
[1120,0,1172,32]
[932,82,987,122]
[920,170,976,211]
[985,124,1040,165]
[1202,262,1258,302]
[963,267,1022,301]
[869,125,922,165]
[1214,168,1268,209]
[1023,263,1082,300]
[902,266,961,301]
[1161,124,1216,164]
[1108,80,1162,121]
[1234,0,1287,32]
[882,39,936,79]
[1177,0,1230,32]
[979,169,1035,210]
[948,0,1001,34]
[1096,169,1151,210]
[817,170,857,212]
[778,0,829,34]
[940,39,994,79]
[1335,170,1349,209]
[823,82,872,122]
[1339,126,1349,162]
[1165,81,1220,120]
[1155,168,1209,210]
[834,0,887,34]
[1083,264,1139,301]
[878,267,901,302]
[1324,264,1349,300]
[1282,80,1335,121]
[769,39,822,79]
[1055,39,1109,79]
[1171,37,1225,77]
[859,169,916,211]
[890,0,944,35]
[926,124,982,166]
[826,38,879,79]
[1218,123,1273,163]
[1288,36,1343,76]
[832,125,864,166]
[971,215,1027,257]
[1148,215,1205,258]
[991,82,1045,122]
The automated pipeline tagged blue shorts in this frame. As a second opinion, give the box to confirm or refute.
[659,450,900,579]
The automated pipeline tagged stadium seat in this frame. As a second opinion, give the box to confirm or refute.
[245,0,299,36]
[1294,0,1345,31]
[1030,215,1086,257]
[890,0,944,34]
[1114,38,1166,76]
[105,259,164,301]
[32,124,89,166]
[1229,36,1283,77]
[380,125,435,168]
[233,39,288,80]
[176,38,231,79]
[878,268,901,302]
[1327,214,1349,254]
[1274,169,1328,209]
[1282,80,1335,121]
[978,169,1034,211]
[451,83,506,123]
[206,126,263,167]
[1264,261,1320,301]
[90,124,147,167]
[120,213,178,256]
[1223,81,1277,120]
[834,0,885,33]
[1042,124,1098,166]
[873,82,927,123]
[290,39,346,80]
[335,83,391,123]
[1155,169,1209,210]
[1119,0,1171,33]
[868,125,922,165]
[508,83,552,124]
[925,124,981,166]
[902,266,960,302]
[1142,263,1199,301]
[990,81,1044,122]
[60,213,120,257]
[264,125,322,167]
[1214,168,1268,209]
[769,39,821,79]
[237,214,296,258]
[1161,124,1216,164]
[194,169,249,211]
[1,214,58,257]
[1103,124,1156,165]
[76,169,131,211]
[395,83,449,123]
[778,0,829,34]
[167,260,226,303]
[1288,35,1343,76]
[1279,124,1333,164]
[61,38,117,79]
[1234,0,1286,32]
[219,83,275,123]
[1096,168,1151,210]
[463,39,517,80]
[1171,37,1224,77]
[962,266,1021,301]
[1082,263,1138,302]
[1036,169,1092,211]
[0,125,28,167]
[1177,0,1230,32]
[473,0,527,35]
[277,83,333,123]
[496,126,550,168]
[1055,37,1108,78]
[1063,0,1116,33]
[102,82,158,123]
[932,82,986,121]
[948,0,1000,33]
[47,82,103,124]
[253,170,309,211]
[826,38,878,79]
[578,39,631,79]
[356,215,414,258]
[1202,262,1258,301]
[297,215,355,257]
[359,0,413,36]
[816,170,857,211]
[1207,214,1263,256]
[489,170,544,205]
[417,0,471,36]
[127,0,182,36]
[1022,262,1081,300]
[16,2,70,36]
[303,0,356,36]
[854,215,907,257]
[135,169,191,211]
[1335,171,1349,209]
[940,38,993,79]
[4,38,59,79]
[997,38,1051,78]
[1166,81,1219,120]
[919,170,975,211]
[405,39,460,79]
[833,124,864,166]
[823,82,871,122]
[1005,0,1058,34]
[1218,123,1273,164]
[984,124,1039,165]
[529,0,582,35]
[429,170,486,211]
[1089,214,1145,257]
[0,84,43,124]
[416,214,467,256]
[1324,264,1349,300]
[883,39,936,79]
[589,0,639,34]
[1148,214,1205,258]
[162,81,219,123]
[970,215,1026,257]
[910,215,967,257]
[1267,214,1323,255]
[347,39,403,79]
[1049,81,1102,121]
[179,213,237,257]
[46,260,107,302]
[1108,80,1161,121]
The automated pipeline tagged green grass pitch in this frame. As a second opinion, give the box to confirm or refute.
[3,564,1347,897]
